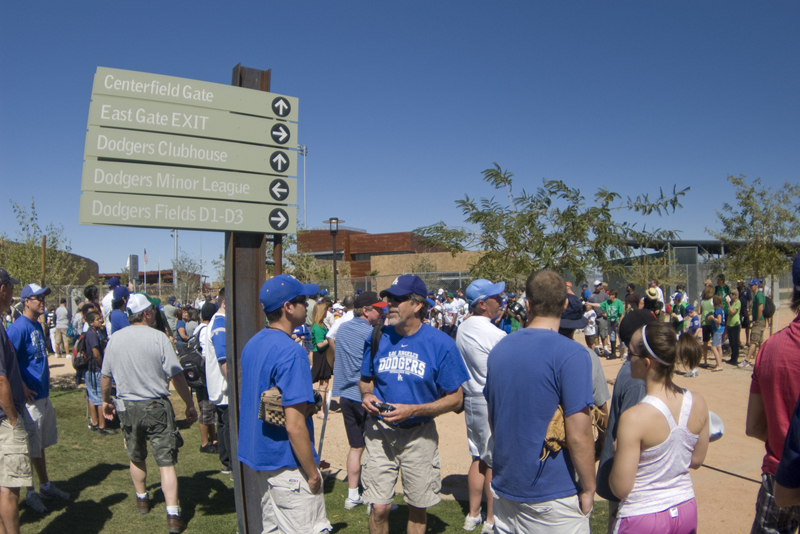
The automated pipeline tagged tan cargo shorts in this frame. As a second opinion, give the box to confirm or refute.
[0,416,32,488]
[361,416,442,509]
[255,467,331,533]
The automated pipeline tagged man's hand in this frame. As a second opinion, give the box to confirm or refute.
[23,384,36,404]
[378,403,415,425]
[307,468,323,494]
[578,489,594,515]
[362,393,382,416]
[102,401,116,420]
[185,405,198,425]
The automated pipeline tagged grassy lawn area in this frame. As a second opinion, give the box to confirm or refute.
[20,387,609,533]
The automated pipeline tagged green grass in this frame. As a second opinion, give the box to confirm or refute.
[21,388,609,533]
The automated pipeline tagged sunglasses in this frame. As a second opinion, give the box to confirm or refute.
[27,295,45,302]
[386,294,410,304]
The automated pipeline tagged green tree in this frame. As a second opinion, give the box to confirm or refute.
[707,175,800,284]
[173,250,201,305]
[0,198,81,301]
[415,164,688,284]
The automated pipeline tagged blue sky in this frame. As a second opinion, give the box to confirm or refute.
[2,2,798,278]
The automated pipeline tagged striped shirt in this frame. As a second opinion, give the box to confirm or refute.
[332,316,373,402]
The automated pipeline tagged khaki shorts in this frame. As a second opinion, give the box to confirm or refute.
[596,317,609,339]
[120,398,179,467]
[255,467,331,533]
[0,416,32,488]
[751,320,766,349]
[362,417,442,508]
[493,493,591,534]
[26,397,58,456]
[195,388,218,426]
[53,328,70,351]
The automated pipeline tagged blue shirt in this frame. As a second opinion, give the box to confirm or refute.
[485,328,594,503]
[109,309,130,334]
[687,315,701,335]
[237,328,317,471]
[361,323,469,427]
[714,307,726,333]
[777,392,800,489]
[210,314,226,363]
[0,323,25,419]
[332,317,373,402]
[7,316,50,400]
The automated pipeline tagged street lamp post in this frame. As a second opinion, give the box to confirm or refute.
[297,144,307,229]
[323,218,343,301]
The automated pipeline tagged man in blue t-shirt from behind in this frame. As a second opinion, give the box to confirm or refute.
[360,274,470,534]
[237,275,331,534]
[331,291,387,510]
[7,284,71,513]
[484,269,596,533]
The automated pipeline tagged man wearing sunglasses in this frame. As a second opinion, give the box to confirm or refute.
[7,284,70,513]
[360,274,469,534]
[237,275,331,534]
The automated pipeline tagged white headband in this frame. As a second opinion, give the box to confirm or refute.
[641,325,670,366]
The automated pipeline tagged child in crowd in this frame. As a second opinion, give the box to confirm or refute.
[584,302,597,352]
[710,295,726,371]
[684,305,701,378]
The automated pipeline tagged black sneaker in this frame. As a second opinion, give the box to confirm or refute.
[199,443,218,454]
[99,428,118,435]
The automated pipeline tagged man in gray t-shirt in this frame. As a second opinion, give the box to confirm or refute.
[101,293,196,532]
[162,298,179,336]
[588,281,609,354]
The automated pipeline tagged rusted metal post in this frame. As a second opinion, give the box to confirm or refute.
[226,63,276,534]
[41,236,46,286]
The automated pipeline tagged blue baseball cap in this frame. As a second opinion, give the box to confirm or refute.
[319,289,329,297]
[259,275,319,314]
[686,304,695,312]
[466,279,506,305]
[20,284,51,300]
[108,277,121,288]
[113,286,130,300]
[750,278,761,287]
[379,275,428,299]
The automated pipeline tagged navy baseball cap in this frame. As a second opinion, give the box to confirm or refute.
[113,286,130,300]
[560,293,589,330]
[20,284,51,300]
[259,275,319,314]
[108,277,121,288]
[379,275,428,299]
[0,269,19,286]
[466,279,505,305]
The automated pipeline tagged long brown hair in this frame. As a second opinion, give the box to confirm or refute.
[637,321,702,380]
[313,299,330,329]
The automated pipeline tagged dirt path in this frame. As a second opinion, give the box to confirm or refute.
[49,303,795,532]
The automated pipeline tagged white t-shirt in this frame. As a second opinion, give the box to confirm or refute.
[456,315,506,396]
[326,310,354,341]
[584,310,597,336]
[444,300,460,326]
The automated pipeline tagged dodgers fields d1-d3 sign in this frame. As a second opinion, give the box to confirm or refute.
[80,191,298,234]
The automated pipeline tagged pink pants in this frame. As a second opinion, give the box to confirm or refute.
[614,499,697,534]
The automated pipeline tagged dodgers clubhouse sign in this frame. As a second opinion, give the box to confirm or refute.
[79,67,299,234]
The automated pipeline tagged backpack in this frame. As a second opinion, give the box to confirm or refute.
[72,334,90,372]
[179,324,206,388]
[763,296,776,320]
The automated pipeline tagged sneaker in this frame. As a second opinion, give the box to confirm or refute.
[481,522,495,534]
[344,495,365,510]
[684,369,698,378]
[167,514,186,534]
[463,513,484,531]
[738,361,751,368]
[26,492,47,513]
[221,467,232,475]
[88,423,98,431]
[99,428,118,435]
[136,494,150,515]
[40,483,70,500]
[199,443,218,454]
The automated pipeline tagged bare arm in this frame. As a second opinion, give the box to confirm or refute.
[285,403,322,494]
[360,377,381,416]
[92,346,102,366]
[689,392,710,469]
[609,408,642,501]
[170,371,198,425]
[746,393,768,442]
[0,376,19,426]
[380,387,464,425]
[101,374,116,420]
[565,406,597,514]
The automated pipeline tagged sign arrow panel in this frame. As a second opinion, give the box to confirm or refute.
[269,208,289,231]
[272,97,291,118]
[269,178,290,202]
[270,151,289,173]
[270,123,290,145]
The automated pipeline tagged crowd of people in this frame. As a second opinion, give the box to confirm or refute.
[1,255,799,534]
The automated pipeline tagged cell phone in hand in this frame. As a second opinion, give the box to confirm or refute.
[373,401,396,413]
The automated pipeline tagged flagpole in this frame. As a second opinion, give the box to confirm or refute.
[158,257,162,299]
[143,247,147,293]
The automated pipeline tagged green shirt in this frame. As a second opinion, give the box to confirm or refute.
[311,323,328,353]
[727,299,741,327]
[752,290,766,322]
[672,302,688,331]
[701,299,715,326]
[601,299,625,323]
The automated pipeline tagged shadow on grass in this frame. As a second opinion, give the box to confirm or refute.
[37,492,127,534]
[149,470,237,523]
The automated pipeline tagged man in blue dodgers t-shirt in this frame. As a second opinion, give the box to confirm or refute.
[360,274,469,534]
[484,269,596,534]
[7,284,70,513]
[237,275,331,534]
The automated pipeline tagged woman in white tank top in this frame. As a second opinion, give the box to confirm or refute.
[610,322,710,534]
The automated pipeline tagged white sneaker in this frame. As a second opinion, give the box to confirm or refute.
[26,492,47,513]
[463,513,484,531]
[40,483,70,500]
[481,522,495,533]
[344,495,364,510]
